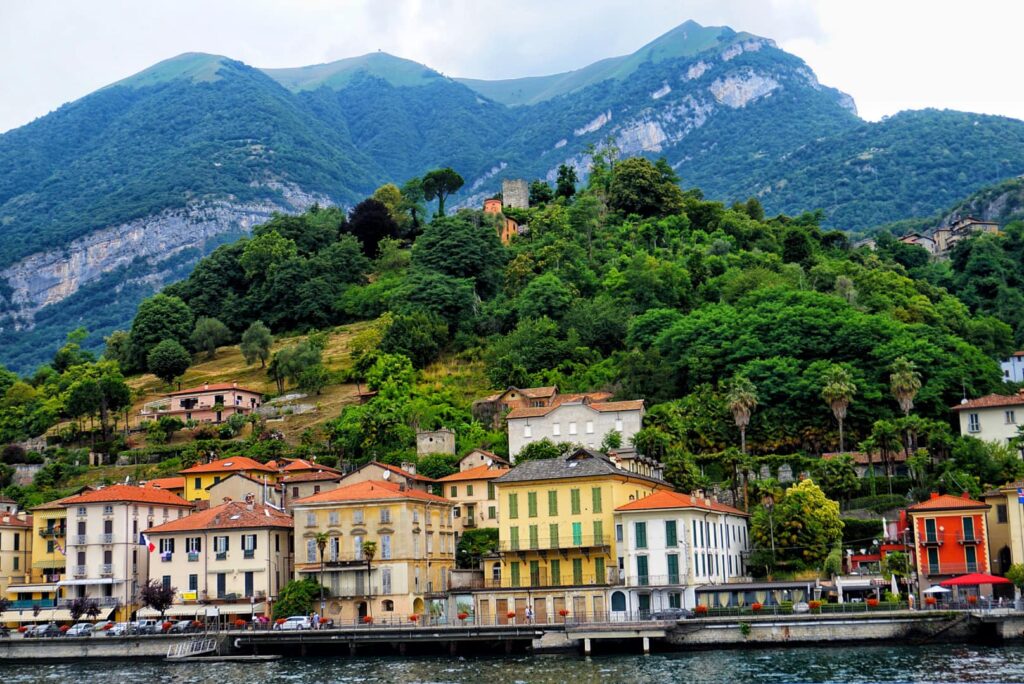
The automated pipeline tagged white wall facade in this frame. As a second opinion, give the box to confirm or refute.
[1001,355,1024,383]
[508,403,643,458]
[957,405,1023,449]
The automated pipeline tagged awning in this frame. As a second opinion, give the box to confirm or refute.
[6,584,59,593]
[939,573,1012,587]
[137,602,265,619]
[0,609,73,623]
[57,578,123,587]
[923,585,952,594]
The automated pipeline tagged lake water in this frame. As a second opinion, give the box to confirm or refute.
[3,644,1024,683]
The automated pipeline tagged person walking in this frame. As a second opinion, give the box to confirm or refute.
[526,605,534,624]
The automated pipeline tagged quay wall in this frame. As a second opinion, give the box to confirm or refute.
[0,634,217,660]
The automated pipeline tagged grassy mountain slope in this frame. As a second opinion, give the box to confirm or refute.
[264,52,442,91]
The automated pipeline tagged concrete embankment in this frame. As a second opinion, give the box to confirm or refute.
[0,633,224,661]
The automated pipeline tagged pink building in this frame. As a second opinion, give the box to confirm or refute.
[141,382,262,424]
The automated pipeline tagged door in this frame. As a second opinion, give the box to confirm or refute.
[533,597,547,624]
[244,571,254,598]
[478,599,491,625]
[515,597,527,622]
[592,595,605,622]
[496,598,509,625]
[357,601,367,619]
[216,573,226,598]
[573,595,587,623]
[553,596,566,621]
[638,593,651,618]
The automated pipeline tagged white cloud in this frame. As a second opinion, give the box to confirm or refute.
[0,0,1019,133]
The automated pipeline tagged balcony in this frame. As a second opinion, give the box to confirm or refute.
[957,532,980,545]
[919,534,943,547]
[160,552,173,562]
[464,517,477,529]
[479,573,612,589]
[100,533,114,544]
[100,564,113,576]
[215,552,228,561]
[610,573,685,587]
[71,535,88,546]
[187,552,200,562]
[498,534,610,553]
[243,549,255,559]
[72,565,87,577]
[922,562,980,576]
[39,527,66,539]
[7,598,57,610]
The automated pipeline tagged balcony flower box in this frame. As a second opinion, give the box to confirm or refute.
[457,612,469,622]
[187,552,200,562]
[808,600,822,613]
[409,614,419,623]
[967,595,978,605]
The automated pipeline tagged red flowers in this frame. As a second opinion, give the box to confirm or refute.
[409,614,419,622]
[751,602,763,612]
[457,612,469,621]
[866,598,879,608]
[695,605,709,615]
[362,615,374,624]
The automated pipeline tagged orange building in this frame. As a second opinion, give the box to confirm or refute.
[483,197,520,244]
[907,493,991,596]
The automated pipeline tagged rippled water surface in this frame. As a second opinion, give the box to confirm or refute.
[4,645,1024,683]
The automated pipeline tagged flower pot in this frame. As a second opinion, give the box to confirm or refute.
[695,605,708,616]
[751,602,762,613]
[866,599,879,608]
[362,616,373,624]
[457,612,469,621]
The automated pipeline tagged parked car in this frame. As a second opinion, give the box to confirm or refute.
[167,620,201,634]
[106,622,135,637]
[651,607,692,620]
[274,616,312,631]
[65,622,95,637]
[0,626,10,638]
[133,619,161,635]
[25,623,61,638]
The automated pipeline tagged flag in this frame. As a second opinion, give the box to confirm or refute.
[1017,487,1024,504]
[54,540,66,557]
[139,533,155,552]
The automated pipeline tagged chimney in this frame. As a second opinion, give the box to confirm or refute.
[399,484,407,492]
[930,492,940,499]
[204,382,209,390]
[401,462,417,476]
[233,382,237,388]
[962,492,971,499]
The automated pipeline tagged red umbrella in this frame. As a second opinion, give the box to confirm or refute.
[939,572,1011,586]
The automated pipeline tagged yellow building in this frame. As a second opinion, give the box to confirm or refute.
[981,482,1024,574]
[0,512,31,598]
[179,456,278,502]
[291,480,455,623]
[482,448,670,624]
[437,463,509,534]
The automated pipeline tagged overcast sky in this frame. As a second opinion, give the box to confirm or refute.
[1,0,1019,133]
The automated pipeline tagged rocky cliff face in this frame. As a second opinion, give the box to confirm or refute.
[0,183,326,329]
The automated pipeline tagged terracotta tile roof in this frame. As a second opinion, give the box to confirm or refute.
[477,386,560,403]
[205,472,267,490]
[1012,351,1024,358]
[951,391,1024,411]
[615,490,748,516]
[906,494,989,512]
[437,465,510,482]
[166,382,261,397]
[459,449,509,466]
[370,461,436,483]
[495,448,668,486]
[281,471,344,484]
[292,479,449,506]
[281,458,341,475]
[0,514,31,528]
[144,477,185,491]
[179,456,276,475]
[146,500,292,534]
[506,398,644,420]
[32,491,90,511]
[61,484,192,507]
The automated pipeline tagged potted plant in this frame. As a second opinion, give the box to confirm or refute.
[362,615,373,624]
[695,604,708,616]
[232,619,246,629]
[808,600,822,613]
[751,602,763,613]
[925,596,937,607]
[558,608,569,623]
[866,598,879,608]
[967,595,978,605]
[457,612,469,622]
[507,610,517,624]
[409,614,419,623]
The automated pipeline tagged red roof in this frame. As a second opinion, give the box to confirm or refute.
[293,479,448,505]
[951,391,1024,411]
[437,465,510,482]
[281,471,344,484]
[615,490,748,516]
[507,399,643,420]
[369,461,436,483]
[144,477,185,491]
[61,484,191,507]
[281,458,341,475]
[907,493,989,512]
[166,382,261,397]
[0,514,31,528]
[180,456,276,475]
[146,500,292,534]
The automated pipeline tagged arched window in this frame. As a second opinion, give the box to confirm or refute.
[492,562,501,582]
[611,591,626,612]
[382,600,394,612]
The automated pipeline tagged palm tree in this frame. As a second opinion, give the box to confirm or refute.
[820,365,857,453]
[315,532,329,621]
[725,375,758,456]
[890,356,922,456]
[361,540,378,618]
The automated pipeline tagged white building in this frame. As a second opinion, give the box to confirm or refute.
[1002,352,1024,383]
[611,490,749,616]
[59,485,193,618]
[952,391,1024,452]
[506,398,644,460]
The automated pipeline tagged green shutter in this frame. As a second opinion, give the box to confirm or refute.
[666,520,678,547]
[570,489,581,514]
[637,555,649,585]
[529,524,539,550]
[450,485,457,497]
[508,493,519,519]
[635,522,647,549]
[528,491,538,518]
[511,562,520,587]
[488,482,496,500]
[547,490,558,516]
[510,526,520,551]
[572,522,583,546]
[593,520,604,545]
[572,558,583,585]
[591,487,602,513]
[550,559,561,585]
[667,554,679,584]
[549,523,560,549]
[595,557,606,584]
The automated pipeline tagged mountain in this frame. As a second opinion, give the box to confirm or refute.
[3,19,1024,373]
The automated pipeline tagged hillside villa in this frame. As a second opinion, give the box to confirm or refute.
[506,398,645,459]
[141,382,263,424]
[951,390,1024,453]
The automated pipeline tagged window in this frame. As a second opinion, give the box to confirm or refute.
[381,534,391,560]
[965,546,978,573]
[329,536,339,562]
[615,524,623,543]
[510,562,521,587]
[186,536,202,553]
[77,507,86,516]
[550,559,561,585]
[508,493,519,519]
[159,538,175,554]
[962,517,975,542]
[380,508,391,524]
[591,487,602,513]
[328,511,340,526]
[242,534,257,557]
[665,520,678,547]
[381,569,393,596]
[354,535,364,559]
[552,423,561,436]
[353,510,364,524]
[528,492,538,517]
[570,489,581,515]
[305,512,317,527]
[669,593,681,609]
[103,505,113,515]
[593,520,604,545]
[925,518,938,544]
[188,574,198,592]
[453,506,462,519]
[467,485,474,496]
[488,505,497,520]
[637,555,649,585]
[547,490,558,516]
[572,522,582,546]
[998,504,1009,524]
[614,419,623,432]
[926,546,939,574]
[292,487,299,498]
[595,557,605,583]
[585,421,594,434]
[1007,410,1017,425]
[635,522,648,549]
[968,413,980,433]
[568,422,577,435]
[549,523,560,549]
[667,554,680,584]
[162,575,171,590]
[450,485,458,497]
[572,558,583,585]
[214,536,229,554]
[509,527,520,551]
[528,524,539,550]
[488,483,496,500]
[530,560,541,585]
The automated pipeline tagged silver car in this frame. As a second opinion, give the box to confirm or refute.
[275,616,312,631]
[65,622,94,637]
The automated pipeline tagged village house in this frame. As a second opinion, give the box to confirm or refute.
[0,495,16,514]
[506,398,645,460]
[207,472,284,510]
[291,480,455,622]
[141,499,293,622]
[437,462,509,536]
[478,448,670,624]
[339,461,436,493]
[951,390,1024,452]
[458,449,510,472]
[932,216,999,254]
[471,385,613,431]
[179,456,279,502]
[281,471,345,510]
[142,477,186,499]
[140,382,263,424]
[483,197,521,245]
[1002,351,1024,383]
[907,493,991,597]
[0,512,31,601]
[612,490,749,615]
[58,485,193,621]
[978,481,1024,575]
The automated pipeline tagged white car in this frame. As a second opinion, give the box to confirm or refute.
[65,622,94,637]
[275,616,312,631]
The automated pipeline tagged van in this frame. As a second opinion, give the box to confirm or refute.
[133,619,161,635]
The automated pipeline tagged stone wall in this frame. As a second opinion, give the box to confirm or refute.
[502,179,529,209]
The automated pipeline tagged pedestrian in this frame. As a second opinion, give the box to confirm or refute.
[526,605,534,624]
[252,614,259,631]
[312,611,318,630]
